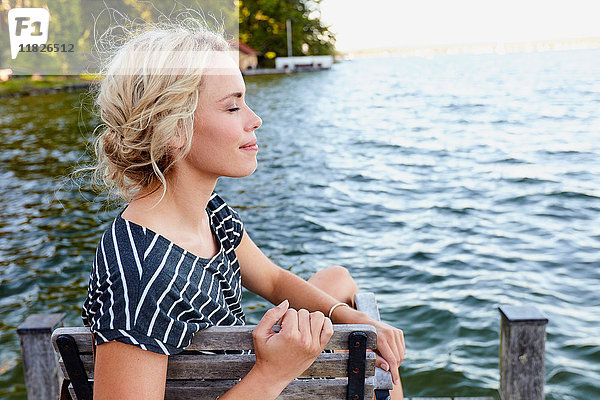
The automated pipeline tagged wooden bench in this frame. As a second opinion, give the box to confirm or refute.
[51,292,394,400]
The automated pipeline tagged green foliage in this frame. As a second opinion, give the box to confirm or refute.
[238,0,336,59]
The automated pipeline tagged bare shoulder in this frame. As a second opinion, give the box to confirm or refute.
[93,341,168,400]
[120,201,160,230]
[120,201,174,238]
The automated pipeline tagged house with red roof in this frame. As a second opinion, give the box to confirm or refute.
[229,41,261,71]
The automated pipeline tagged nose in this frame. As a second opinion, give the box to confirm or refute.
[253,115,262,130]
[248,108,262,131]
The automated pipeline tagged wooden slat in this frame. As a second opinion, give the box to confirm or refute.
[188,324,377,351]
[52,324,377,353]
[164,377,375,400]
[59,352,376,380]
[68,376,376,400]
[168,352,376,380]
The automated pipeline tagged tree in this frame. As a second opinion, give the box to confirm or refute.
[238,0,336,64]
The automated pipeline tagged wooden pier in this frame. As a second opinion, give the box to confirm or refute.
[242,66,331,76]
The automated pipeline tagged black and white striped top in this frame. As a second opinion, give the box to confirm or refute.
[81,193,246,355]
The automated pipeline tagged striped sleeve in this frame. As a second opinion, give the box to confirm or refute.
[209,193,245,249]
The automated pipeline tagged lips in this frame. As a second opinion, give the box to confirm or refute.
[240,139,257,149]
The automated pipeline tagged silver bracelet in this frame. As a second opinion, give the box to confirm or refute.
[328,302,350,320]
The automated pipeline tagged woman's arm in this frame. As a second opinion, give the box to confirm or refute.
[236,229,406,386]
[93,340,285,400]
[236,230,361,317]
[237,229,375,323]
[93,341,169,399]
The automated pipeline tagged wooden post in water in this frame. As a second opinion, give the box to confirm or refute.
[17,313,66,400]
[498,305,548,400]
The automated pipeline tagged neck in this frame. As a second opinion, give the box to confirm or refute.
[129,166,219,237]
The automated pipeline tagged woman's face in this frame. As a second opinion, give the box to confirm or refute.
[177,54,262,180]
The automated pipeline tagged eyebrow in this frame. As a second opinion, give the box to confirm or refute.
[218,91,244,102]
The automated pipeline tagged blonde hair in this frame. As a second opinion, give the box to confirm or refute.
[85,11,232,204]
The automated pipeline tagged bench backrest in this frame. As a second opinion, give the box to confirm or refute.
[51,293,393,400]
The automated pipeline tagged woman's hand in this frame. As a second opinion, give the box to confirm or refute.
[251,299,334,386]
[369,319,405,386]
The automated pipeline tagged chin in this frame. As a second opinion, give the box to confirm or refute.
[226,163,257,178]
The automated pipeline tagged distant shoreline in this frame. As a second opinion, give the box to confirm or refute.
[336,37,600,59]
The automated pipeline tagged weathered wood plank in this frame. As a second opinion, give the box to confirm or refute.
[59,352,376,380]
[51,324,377,353]
[69,377,373,400]
[355,292,394,391]
[168,377,375,400]
[68,377,375,400]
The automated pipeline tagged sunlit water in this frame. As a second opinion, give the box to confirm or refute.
[1,49,599,399]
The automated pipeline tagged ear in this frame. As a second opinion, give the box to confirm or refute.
[168,122,188,151]
[168,134,185,150]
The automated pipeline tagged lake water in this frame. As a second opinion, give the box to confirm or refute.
[1,49,599,399]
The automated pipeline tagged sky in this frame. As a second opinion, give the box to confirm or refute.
[319,0,600,51]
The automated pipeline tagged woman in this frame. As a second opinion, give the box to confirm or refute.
[81,17,405,400]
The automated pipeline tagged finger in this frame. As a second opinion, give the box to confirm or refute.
[280,308,299,333]
[319,316,334,348]
[309,311,325,345]
[384,331,402,367]
[298,309,311,341]
[389,329,404,365]
[378,342,400,385]
[254,300,289,336]
[375,346,394,373]
[396,329,406,363]
[375,353,390,372]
